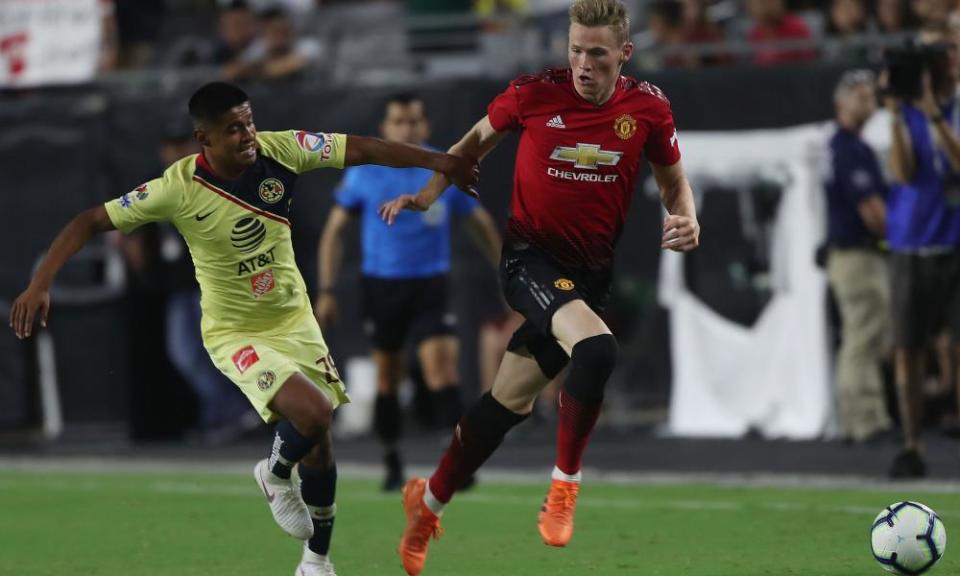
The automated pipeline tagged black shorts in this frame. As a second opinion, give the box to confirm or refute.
[890,252,960,349]
[500,242,612,377]
[361,274,456,352]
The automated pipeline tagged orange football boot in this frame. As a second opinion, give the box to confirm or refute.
[398,478,443,575]
[537,479,580,547]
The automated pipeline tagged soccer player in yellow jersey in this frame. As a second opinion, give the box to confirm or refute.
[9,82,478,576]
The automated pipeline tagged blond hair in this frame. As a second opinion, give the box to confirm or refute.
[569,0,631,44]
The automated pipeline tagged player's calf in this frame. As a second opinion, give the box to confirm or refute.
[427,392,530,511]
[299,456,338,567]
[555,333,617,475]
[540,333,618,547]
[255,378,335,541]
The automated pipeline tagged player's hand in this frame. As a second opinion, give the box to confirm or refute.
[10,284,50,340]
[314,293,338,329]
[661,214,700,252]
[378,194,428,225]
[440,153,480,198]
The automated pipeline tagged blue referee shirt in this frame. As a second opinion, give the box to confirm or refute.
[887,102,960,251]
[824,126,887,247]
[335,149,480,279]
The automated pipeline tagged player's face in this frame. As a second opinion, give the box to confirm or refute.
[381,101,428,145]
[197,102,258,170]
[568,23,632,105]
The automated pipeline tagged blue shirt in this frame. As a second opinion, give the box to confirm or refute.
[335,155,479,279]
[887,102,960,251]
[824,126,887,247]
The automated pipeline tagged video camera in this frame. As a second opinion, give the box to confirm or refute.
[884,40,952,101]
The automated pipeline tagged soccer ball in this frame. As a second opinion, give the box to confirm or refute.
[871,501,947,575]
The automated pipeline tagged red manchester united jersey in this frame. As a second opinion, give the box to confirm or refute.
[487,68,681,270]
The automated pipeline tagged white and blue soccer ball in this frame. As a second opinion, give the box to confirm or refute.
[871,501,947,575]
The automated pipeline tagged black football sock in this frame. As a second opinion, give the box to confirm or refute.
[268,419,316,480]
[300,462,337,556]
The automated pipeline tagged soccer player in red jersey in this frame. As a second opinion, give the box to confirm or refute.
[380,1,699,573]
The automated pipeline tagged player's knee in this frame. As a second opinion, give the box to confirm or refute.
[572,333,618,376]
[295,401,333,441]
[565,334,618,404]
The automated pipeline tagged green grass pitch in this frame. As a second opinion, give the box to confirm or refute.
[0,469,957,575]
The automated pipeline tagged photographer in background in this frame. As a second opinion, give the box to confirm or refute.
[824,70,892,444]
[885,36,960,478]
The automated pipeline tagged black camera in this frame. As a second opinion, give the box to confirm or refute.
[884,41,951,100]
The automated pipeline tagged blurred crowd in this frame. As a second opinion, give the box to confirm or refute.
[21,0,960,86]
[823,21,960,477]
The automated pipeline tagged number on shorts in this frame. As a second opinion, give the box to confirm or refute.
[315,354,342,384]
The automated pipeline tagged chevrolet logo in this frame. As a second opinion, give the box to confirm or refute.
[549,144,623,170]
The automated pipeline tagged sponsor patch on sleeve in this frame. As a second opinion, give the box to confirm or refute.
[232,345,260,374]
[294,130,334,160]
[117,183,149,208]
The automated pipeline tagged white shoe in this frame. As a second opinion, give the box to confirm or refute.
[254,458,314,540]
[295,548,337,576]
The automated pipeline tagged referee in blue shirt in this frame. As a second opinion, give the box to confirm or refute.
[316,94,502,490]
[824,70,892,445]
[886,42,960,478]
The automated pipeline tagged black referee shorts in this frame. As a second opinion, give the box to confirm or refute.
[890,251,960,350]
[499,241,612,378]
[361,274,456,352]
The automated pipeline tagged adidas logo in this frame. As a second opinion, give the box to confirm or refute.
[546,115,566,129]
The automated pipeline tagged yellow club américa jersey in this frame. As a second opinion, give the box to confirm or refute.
[105,130,345,338]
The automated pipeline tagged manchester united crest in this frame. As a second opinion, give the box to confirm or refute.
[613,114,637,140]
[258,178,285,204]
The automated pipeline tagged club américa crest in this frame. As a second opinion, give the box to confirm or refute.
[258,178,285,204]
[257,370,276,391]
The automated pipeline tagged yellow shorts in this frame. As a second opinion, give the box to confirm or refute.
[204,312,351,423]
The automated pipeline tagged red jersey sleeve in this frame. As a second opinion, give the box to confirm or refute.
[644,103,681,166]
[637,82,681,166]
[487,83,523,132]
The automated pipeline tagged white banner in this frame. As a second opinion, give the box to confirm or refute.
[659,124,834,439]
[0,0,103,88]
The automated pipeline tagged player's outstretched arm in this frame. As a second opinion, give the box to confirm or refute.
[315,205,352,328]
[10,205,116,339]
[344,135,479,193]
[651,160,700,253]
[379,116,507,224]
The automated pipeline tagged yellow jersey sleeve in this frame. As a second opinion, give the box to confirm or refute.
[257,130,347,174]
[104,171,182,234]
